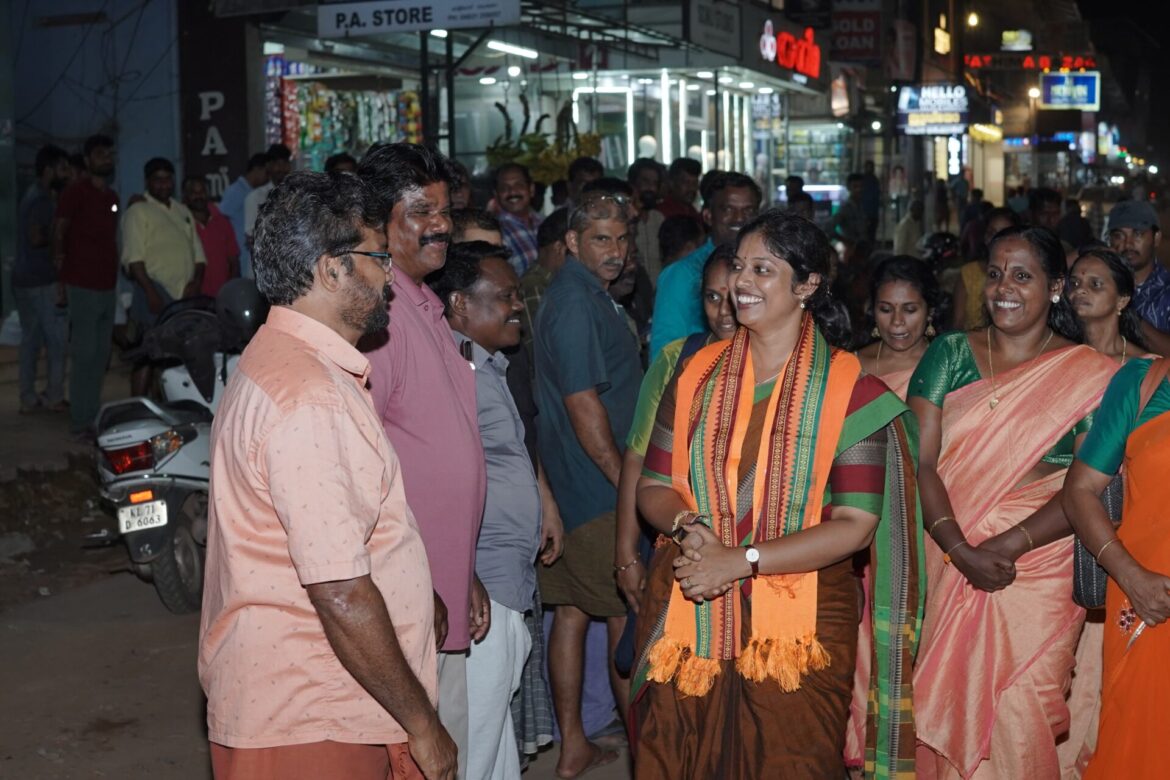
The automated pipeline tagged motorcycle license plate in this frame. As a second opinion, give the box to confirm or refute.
[118,500,168,534]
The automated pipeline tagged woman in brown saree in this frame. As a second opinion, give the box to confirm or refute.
[630,212,924,779]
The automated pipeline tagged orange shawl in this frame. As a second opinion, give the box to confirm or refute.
[645,318,859,696]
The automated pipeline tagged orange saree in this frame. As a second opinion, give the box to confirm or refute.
[1083,406,1170,779]
[913,345,1116,780]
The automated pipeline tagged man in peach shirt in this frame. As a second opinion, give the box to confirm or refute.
[198,171,455,780]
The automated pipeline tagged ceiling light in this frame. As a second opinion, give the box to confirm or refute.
[637,78,654,84]
[686,83,700,91]
[1151,164,1160,174]
[718,75,735,85]
[758,87,774,95]
[479,77,497,85]
[696,71,714,79]
[706,89,717,96]
[967,12,980,27]
[430,29,448,39]
[890,85,898,93]
[507,65,521,77]
[738,81,754,89]
[1027,86,1041,99]
[572,71,589,80]
[487,40,538,59]
[871,120,883,131]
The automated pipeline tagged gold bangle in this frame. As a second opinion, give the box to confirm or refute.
[613,556,641,573]
[927,516,956,535]
[1016,525,1035,551]
[942,540,968,566]
[1096,537,1120,560]
[671,510,693,534]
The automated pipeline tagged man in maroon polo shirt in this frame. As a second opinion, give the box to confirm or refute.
[183,175,240,297]
[52,134,119,437]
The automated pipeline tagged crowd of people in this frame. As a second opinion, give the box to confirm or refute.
[13,134,1170,780]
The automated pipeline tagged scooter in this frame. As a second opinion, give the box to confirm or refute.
[93,280,265,613]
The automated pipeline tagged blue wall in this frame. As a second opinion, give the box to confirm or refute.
[11,0,181,198]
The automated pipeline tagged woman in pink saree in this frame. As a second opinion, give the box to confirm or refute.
[908,226,1116,779]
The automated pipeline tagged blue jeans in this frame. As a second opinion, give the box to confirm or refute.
[66,285,115,433]
[13,284,67,408]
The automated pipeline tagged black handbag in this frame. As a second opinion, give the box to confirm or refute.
[1071,475,1122,608]
[1071,358,1170,608]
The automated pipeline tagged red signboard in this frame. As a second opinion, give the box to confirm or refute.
[759,21,822,80]
[964,53,1097,71]
[831,0,881,62]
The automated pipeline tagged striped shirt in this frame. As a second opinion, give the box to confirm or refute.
[498,209,543,275]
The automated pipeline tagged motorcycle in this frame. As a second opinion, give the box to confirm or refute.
[93,280,266,613]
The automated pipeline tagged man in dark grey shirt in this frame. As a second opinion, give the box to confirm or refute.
[430,241,563,779]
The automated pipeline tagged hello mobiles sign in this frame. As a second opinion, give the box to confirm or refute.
[759,20,822,81]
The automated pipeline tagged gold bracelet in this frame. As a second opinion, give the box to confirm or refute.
[671,510,694,534]
[927,516,956,535]
[1096,537,1120,560]
[1016,525,1035,551]
[943,540,968,565]
[613,556,641,573]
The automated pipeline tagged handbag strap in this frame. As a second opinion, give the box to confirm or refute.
[1137,357,1170,418]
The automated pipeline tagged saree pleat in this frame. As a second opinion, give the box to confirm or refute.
[913,346,1116,779]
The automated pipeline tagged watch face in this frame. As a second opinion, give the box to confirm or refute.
[746,547,761,563]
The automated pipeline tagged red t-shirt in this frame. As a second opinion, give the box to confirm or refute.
[655,196,700,222]
[55,178,120,291]
[197,204,240,297]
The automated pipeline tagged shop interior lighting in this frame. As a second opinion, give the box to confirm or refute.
[1027,86,1041,99]
[661,71,673,162]
[836,122,845,129]
[696,71,714,79]
[637,78,655,85]
[706,89,717,96]
[508,65,522,77]
[738,82,754,89]
[430,29,448,38]
[479,76,497,85]
[487,40,538,59]
[718,75,735,85]
[1151,165,1160,175]
[758,87,774,95]
[572,87,636,167]
[967,12,979,27]
[686,83,700,91]
[572,71,590,80]
[871,120,882,131]
[890,85,898,93]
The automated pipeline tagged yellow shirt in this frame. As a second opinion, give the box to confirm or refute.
[121,193,206,299]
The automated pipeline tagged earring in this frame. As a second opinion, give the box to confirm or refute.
[871,326,880,338]
[1051,294,1061,304]
[926,324,937,338]
[799,298,807,310]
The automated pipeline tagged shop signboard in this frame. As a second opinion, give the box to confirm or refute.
[318,0,521,38]
[685,0,741,59]
[964,52,1097,71]
[784,0,832,29]
[180,3,250,198]
[1038,71,1100,112]
[741,5,829,91]
[830,0,881,62]
[895,84,969,136]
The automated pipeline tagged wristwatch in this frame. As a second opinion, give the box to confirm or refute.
[744,545,760,578]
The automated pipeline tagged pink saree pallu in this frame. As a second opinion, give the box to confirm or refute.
[913,346,1115,780]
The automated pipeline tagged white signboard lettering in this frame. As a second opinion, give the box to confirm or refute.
[689,0,741,59]
[318,0,521,38]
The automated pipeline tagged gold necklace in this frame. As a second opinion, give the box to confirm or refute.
[1120,336,1128,366]
[987,326,1054,409]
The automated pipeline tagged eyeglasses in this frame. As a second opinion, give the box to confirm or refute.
[344,250,393,271]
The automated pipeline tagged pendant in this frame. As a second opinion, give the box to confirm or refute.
[989,397,999,410]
